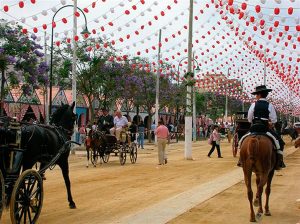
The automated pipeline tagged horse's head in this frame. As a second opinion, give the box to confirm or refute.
[50,102,77,133]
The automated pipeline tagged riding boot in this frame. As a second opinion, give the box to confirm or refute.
[275,153,283,170]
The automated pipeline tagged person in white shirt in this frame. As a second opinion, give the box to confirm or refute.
[110,110,128,141]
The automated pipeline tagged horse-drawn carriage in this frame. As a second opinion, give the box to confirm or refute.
[88,129,137,166]
[232,112,251,157]
[0,103,78,223]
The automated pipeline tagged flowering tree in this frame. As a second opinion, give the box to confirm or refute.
[0,23,48,116]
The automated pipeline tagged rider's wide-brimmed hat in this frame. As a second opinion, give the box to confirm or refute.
[251,85,272,95]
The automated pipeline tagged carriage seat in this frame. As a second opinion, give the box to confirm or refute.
[238,132,280,150]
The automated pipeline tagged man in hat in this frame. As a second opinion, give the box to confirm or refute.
[247,85,285,170]
[97,108,114,134]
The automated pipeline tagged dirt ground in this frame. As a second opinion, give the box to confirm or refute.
[1,137,300,224]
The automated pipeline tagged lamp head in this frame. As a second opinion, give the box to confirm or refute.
[195,66,200,72]
[81,26,90,38]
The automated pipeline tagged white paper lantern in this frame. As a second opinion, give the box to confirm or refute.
[140,12,145,16]
[64,30,68,35]
[110,33,114,37]
[269,15,274,21]
[110,8,114,13]
[41,10,47,16]
[60,0,66,5]
[55,33,59,38]
[133,18,136,23]
[260,0,266,3]
[125,23,130,27]
[94,19,99,23]
[147,8,152,12]
[51,7,57,13]
[133,43,136,47]
[154,1,158,5]
[21,17,26,23]
[103,14,107,19]
[118,27,122,31]
[32,15,38,21]
[119,2,124,7]
[37,36,41,41]
[281,17,286,23]
[10,20,16,25]
[274,0,281,3]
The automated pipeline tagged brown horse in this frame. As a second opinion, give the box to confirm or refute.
[295,137,300,148]
[240,135,276,222]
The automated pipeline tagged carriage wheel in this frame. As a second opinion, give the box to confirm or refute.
[0,170,4,220]
[232,133,239,157]
[129,143,137,164]
[10,169,43,224]
[91,149,99,166]
[101,149,110,163]
[119,146,126,166]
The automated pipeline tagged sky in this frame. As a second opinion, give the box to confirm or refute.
[0,0,299,115]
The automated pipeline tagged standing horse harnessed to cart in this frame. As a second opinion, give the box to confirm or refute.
[238,85,285,170]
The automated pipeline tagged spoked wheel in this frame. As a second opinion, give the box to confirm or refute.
[101,148,110,163]
[10,169,43,224]
[129,143,137,164]
[232,133,239,157]
[0,170,4,220]
[119,146,126,166]
[91,149,99,166]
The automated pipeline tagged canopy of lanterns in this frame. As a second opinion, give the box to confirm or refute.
[1,0,299,115]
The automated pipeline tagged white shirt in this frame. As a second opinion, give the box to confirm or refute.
[247,98,277,124]
[114,116,128,128]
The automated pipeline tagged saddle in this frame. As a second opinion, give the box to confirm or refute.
[239,131,280,150]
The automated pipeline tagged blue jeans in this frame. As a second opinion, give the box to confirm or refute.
[137,133,144,148]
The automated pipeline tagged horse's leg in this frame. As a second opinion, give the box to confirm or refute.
[243,167,256,222]
[264,169,275,216]
[256,174,268,220]
[58,155,76,209]
[254,174,260,207]
[86,146,90,168]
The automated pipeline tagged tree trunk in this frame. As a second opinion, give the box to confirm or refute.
[147,110,152,143]
[0,68,5,116]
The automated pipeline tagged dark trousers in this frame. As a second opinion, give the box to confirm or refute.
[269,129,285,151]
[208,141,222,157]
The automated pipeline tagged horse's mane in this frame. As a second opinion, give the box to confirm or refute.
[49,104,70,125]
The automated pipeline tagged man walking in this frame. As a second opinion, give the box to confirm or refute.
[155,121,169,165]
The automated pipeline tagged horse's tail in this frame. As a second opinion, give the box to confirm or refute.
[247,137,259,163]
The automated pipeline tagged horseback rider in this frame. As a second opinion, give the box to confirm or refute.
[247,85,285,170]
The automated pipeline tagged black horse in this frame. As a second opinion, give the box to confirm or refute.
[20,102,77,208]
[275,121,298,141]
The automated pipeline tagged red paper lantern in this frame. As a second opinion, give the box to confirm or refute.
[274,21,279,27]
[52,22,56,28]
[74,35,79,41]
[126,34,130,39]
[62,18,67,23]
[108,21,113,26]
[3,5,9,12]
[250,16,255,23]
[42,24,47,30]
[274,8,280,15]
[288,7,293,15]
[140,0,145,4]
[255,5,261,13]
[100,26,105,31]
[161,11,165,16]
[19,1,24,8]
[92,2,96,8]
[55,41,60,47]
[284,26,289,31]
[83,8,89,13]
[125,10,130,15]
[228,0,233,6]
[74,11,80,17]
[132,5,137,10]
[22,28,27,34]
[92,29,96,34]
[260,19,265,26]
[66,38,71,43]
[296,25,300,32]
[30,0,36,3]
[241,2,247,10]
[154,15,158,20]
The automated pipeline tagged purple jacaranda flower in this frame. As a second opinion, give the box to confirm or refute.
[7,55,16,63]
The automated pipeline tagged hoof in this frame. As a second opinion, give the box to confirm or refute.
[255,212,263,222]
[69,203,76,209]
[253,199,259,207]
[264,211,271,216]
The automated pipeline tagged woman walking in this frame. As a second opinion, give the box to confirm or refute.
[137,121,145,149]
[207,125,223,158]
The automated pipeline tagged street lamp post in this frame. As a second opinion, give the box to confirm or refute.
[48,4,90,119]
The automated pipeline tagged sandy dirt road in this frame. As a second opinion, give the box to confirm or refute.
[1,137,299,224]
